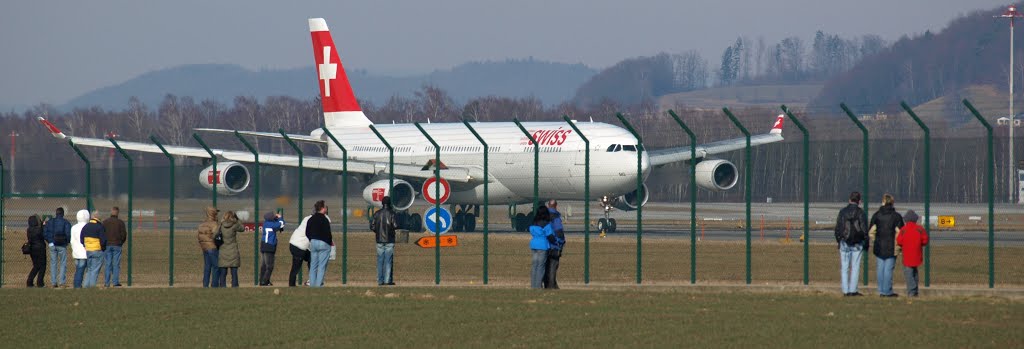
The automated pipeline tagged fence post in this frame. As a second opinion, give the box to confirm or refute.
[900,101,931,287]
[367,126,394,191]
[67,140,93,212]
[0,155,4,287]
[667,110,698,284]
[234,132,261,286]
[513,119,540,213]
[963,100,995,288]
[108,138,134,287]
[840,103,871,286]
[781,106,810,285]
[192,133,217,207]
[615,113,645,285]
[462,120,490,285]
[150,136,175,286]
[278,130,304,230]
[561,116,591,284]
[414,123,443,285]
[320,127,349,284]
[721,108,752,285]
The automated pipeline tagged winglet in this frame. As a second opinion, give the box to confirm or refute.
[769,114,785,134]
[37,117,67,139]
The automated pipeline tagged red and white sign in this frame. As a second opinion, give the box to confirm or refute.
[207,170,221,185]
[422,177,451,205]
[371,187,386,202]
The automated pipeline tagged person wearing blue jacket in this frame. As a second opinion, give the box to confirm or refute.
[259,212,285,286]
[544,200,565,289]
[43,207,72,288]
[529,205,553,289]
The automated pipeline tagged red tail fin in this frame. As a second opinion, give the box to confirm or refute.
[309,18,360,113]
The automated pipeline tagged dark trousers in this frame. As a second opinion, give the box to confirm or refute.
[544,251,561,289]
[259,252,275,285]
[289,244,311,287]
[28,248,47,287]
[218,267,239,288]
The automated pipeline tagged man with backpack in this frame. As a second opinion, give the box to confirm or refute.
[835,191,868,296]
[43,207,72,288]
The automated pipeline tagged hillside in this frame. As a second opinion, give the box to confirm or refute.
[810,3,1014,113]
[61,59,596,110]
[657,84,822,110]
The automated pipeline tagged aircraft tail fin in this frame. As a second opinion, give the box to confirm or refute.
[309,18,372,128]
[769,114,785,134]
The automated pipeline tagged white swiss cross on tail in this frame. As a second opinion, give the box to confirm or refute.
[319,46,337,97]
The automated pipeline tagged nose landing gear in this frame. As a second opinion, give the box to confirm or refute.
[597,196,617,238]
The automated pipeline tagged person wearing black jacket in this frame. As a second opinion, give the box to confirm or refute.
[835,191,868,296]
[870,194,904,298]
[26,215,47,287]
[371,196,398,286]
[305,200,332,288]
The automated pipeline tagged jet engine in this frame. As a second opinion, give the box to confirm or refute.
[362,179,415,210]
[611,184,649,211]
[695,159,738,191]
[198,161,251,195]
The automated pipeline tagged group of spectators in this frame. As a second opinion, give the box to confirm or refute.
[24,206,127,288]
[835,191,930,297]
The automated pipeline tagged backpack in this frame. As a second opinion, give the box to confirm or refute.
[214,227,225,249]
[843,215,866,245]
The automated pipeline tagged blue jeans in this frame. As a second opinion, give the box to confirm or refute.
[103,245,123,286]
[218,267,239,288]
[73,259,87,288]
[531,249,547,289]
[376,243,394,284]
[84,251,104,288]
[308,240,331,288]
[202,249,220,288]
[876,256,896,295]
[839,242,863,294]
[49,245,68,286]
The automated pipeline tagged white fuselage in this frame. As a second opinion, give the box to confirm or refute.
[315,121,651,205]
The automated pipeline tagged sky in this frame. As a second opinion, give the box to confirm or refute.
[0,0,1009,108]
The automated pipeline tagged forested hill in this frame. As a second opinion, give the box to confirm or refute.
[810,4,1015,113]
[61,59,595,110]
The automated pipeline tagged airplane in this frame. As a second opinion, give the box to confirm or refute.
[38,18,785,233]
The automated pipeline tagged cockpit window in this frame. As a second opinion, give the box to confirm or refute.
[622,145,636,152]
[606,145,616,152]
[606,145,623,152]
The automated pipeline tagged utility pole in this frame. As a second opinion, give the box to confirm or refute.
[997,5,1023,203]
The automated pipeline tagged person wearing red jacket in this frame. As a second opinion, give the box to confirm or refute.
[896,210,929,297]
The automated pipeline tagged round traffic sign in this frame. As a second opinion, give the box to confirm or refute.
[422,177,451,205]
[424,206,453,234]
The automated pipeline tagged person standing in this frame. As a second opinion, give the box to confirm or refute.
[217,211,245,288]
[197,207,220,288]
[259,211,285,286]
[70,210,90,289]
[371,196,398,286]
[869,194,904,298]
[529,205,553,289]
[102,207,127,287]
[43,207,71,288]
[81,212,107,288]
[305,200,333,288]
[26,215,47,287]
[288,213,315,287]
[544,200,565,289]
[835,191,868,296]
[896,210,928,297]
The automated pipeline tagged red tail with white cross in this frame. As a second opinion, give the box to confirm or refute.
[309,18,372,128]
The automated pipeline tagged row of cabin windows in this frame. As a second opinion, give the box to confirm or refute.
[422,146,501,153]
[605,144,642,152]
[352,146,413,153]
[522,146,562,153]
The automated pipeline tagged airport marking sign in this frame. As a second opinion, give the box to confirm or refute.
[415,235,459,248]
[422,177,451,205]
[938,216,955,228]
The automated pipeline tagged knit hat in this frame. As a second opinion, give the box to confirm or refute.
[264,212,277,221]
[904,210,919,222]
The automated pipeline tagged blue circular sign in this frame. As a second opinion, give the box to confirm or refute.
[424,206,452,234]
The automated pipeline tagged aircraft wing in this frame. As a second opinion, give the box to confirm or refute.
[648,114,785,167]
[38,118,479,183]
[194,128,327,145]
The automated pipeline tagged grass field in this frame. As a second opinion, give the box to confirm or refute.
[0,287,1020,347]
[4,230,1022,288]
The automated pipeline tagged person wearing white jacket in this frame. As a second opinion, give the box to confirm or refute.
[288,214,313,287]
[69,210,90,288]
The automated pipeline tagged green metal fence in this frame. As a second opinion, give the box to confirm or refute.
[0,102,1017,290]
